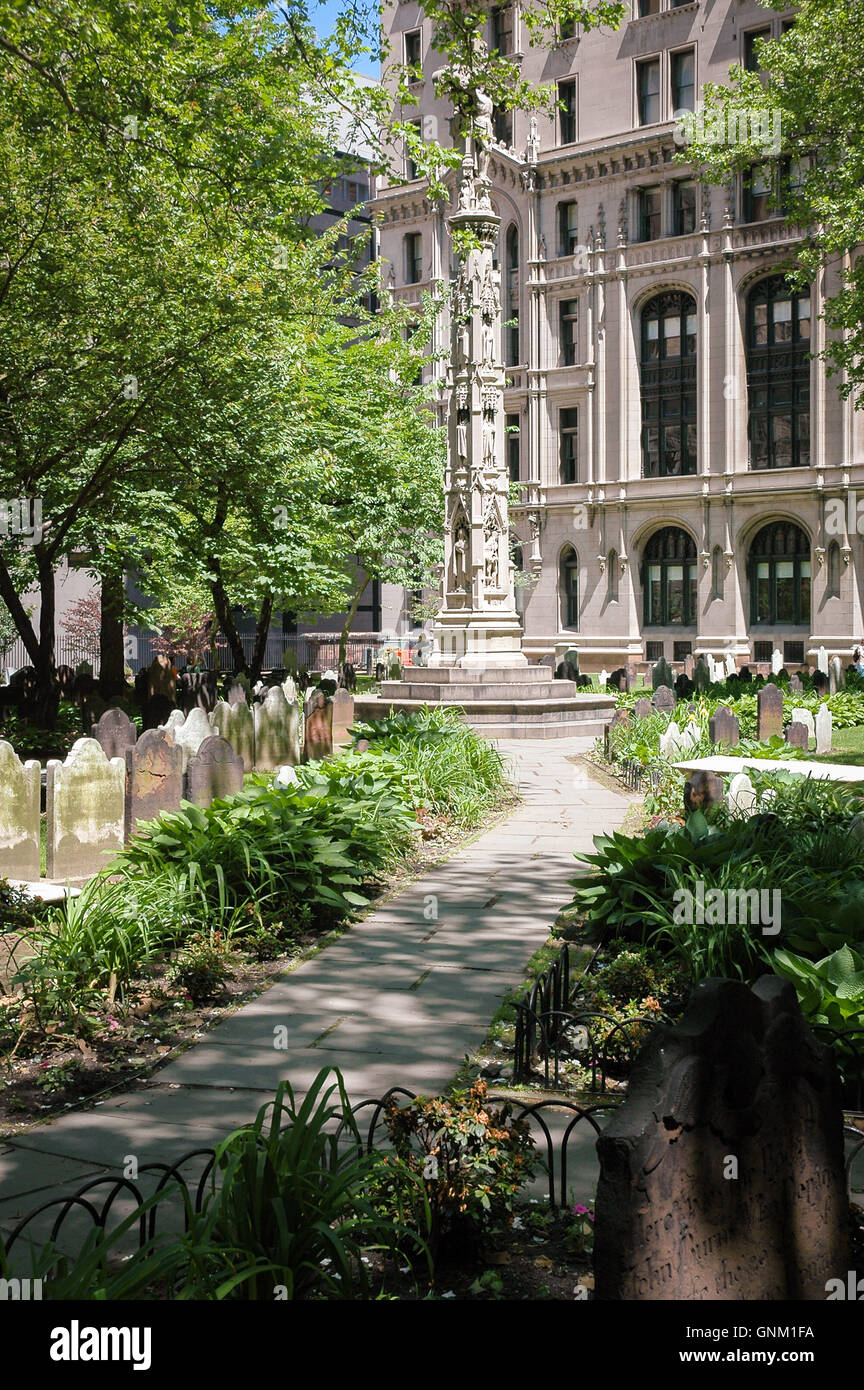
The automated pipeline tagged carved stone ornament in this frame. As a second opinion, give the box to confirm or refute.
[814,546,826,569]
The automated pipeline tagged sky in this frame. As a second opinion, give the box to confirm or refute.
[307,0,382,79]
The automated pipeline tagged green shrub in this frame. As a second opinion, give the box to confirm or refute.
[773,944,864,1033]
[169,934,232,1001]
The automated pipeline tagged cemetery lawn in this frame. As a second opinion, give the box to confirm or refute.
[814,722,864,765]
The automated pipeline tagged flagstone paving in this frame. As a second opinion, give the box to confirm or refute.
[0,739,634,1230]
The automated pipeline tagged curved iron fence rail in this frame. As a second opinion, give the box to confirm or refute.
[514,1003,662,1089]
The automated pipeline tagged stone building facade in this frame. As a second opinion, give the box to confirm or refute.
[374,0,864,671]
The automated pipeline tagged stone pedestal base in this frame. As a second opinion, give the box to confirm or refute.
[429,614,527,668]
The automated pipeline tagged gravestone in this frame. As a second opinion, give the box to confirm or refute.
[725,653,737,678]
[785,721,809,749]
[659,721,682,760]
[790,707,815,741]
[173,707,214,772]
[633,698,652,720]
[593,976,849,1301]
[693,656,711,694]
[789,672,804,693]
[624,662,638,689]
[162,708,185,733]
[226,678,249,707]
[46,738,125,879]
[651,685,675,713]
[683,654,695,679]
[142,694,175,731]
[683,768,724,816]
[738,665,752,683]
[184,735,244,808]
[812,670,829,697]
[332,688,355,748]
[829,656,845,694]
[555,660,579,682]
[757,683,783,740]
[211,698,255,772]
[281,676,297,704]
[609,708,630,735]
[815,703,833,755]
[124,729,183,841]
[146,655,176,704]
[708,706,740,749]
[607,667,627,693]
[254,686,295,770]
[771,648,783,675]
[91,707,137,761]
[275,765,299,787]
[0,741,41,879]
[599,668,610,688]
[674,673,694,701]
[651,658,674,692]
[817,645,828,676]
[676,722,699,755]
[303,690,333,762]
[338,662,357,693]
[727,771,757,816]
[285,698,301,766]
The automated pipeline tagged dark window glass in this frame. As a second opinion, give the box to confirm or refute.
[404,232,422,284]
[673,641,692,661]
[560,408,578,483]
[754,640,773,663]
[637,59,660,125]
[672,50,695,113]
[639,0,660,14]
[744,164,775,222]
[639,186,662,241]
[561,549,579,628]
[506,414,520,482]
[646,640,664,662]
[505,225,519,365]
[784,640,804,664]
[559,80,577,144]
[643,528,697,627]
[749,522,810,626]
[558,200,579,255]
[560,299,579,366]
[405,119,421,180]
[640,292,697,477]
[491,4,514,55]
[673,181,697,235]
[744,27,771,72]
[747,275,811,470]
[404,29,421,68]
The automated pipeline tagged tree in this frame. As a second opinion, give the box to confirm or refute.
[60,593,101,664]
[677,0,864,402]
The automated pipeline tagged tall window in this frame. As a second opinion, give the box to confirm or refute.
[747,275,811,470]
[494,106,513,145]
[561,548,580,629]
[404,232,423,284]
[405,119,421,180]
[558,200,579,255]
[607,550,618,603]
[643,528,697,627]
[749,521,810,625]
[744,164,776,222]
[404,29,421,67]
[558,80,577,144]
[673,180,697,235]
[827,541,841,599]
[711,545,724,601]
[560,408,578,483]
[560,299,579,366]
[744,26,771,72]
[637,58,660,125]
[506,414,520,481]
[491,4,514,54]
[637,186,662,241]
[671,50,695,113]
[639,0,660,14]
[505,224,519,366]
[640,291,697,478]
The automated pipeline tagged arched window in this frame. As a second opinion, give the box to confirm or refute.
[640,291,697,478]
[643,527,697,626]
[749,521,810,625]
[505,224,519,366]
[747,275,811,470]
[560,547,579,629]
[711,545,724,601]
[827,540,841,599]
[513,545,525,617]
[607,550,618,602]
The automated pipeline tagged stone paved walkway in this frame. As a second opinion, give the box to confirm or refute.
[0,739,633,1231]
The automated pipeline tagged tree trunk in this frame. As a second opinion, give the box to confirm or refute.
[207,558,249,676]
[99,567,126,698]
[34,550,59,727]
[339,584,365,667]
[249,592,273,684]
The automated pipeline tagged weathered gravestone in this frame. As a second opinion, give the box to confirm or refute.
[771,648,783,676]
[816,703,833,755]
[142,694,176,731]
[124,729,183,841]
[607,667,627,692]
[555,660,579,682]
[211,698,255,772]
[674,673,694,701]
[812,670,830,697]
[332,688,354,748]
[173,707,214,773]
[91,707,137,761]
[281,676,298,704]
[185,735,244,808]
[789,672,804,693]
[658,721,682,760]
[708,705,740,749]
[724,653,737,678]
[683,654,695,679]
[46,738,125,879]
[830,656,845,694]
[0,741,40,879]
[254,687,295,770]
[338,662,357,693]
[683,768,724,815]
[303,690,333,762]
[226,678,250,707]
[651,685,675,713]
[593,976,850,1300]
[727,770,757,816]
[790,706,815,740]
[693,656,711,693]
[786,720,809,749]
[651,657,674,692]
[633,697,652,720]
[757,682,783,740]
[146,655,176,704]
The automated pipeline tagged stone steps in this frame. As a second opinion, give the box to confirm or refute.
[354,693,615,740]
[380,679,577,701]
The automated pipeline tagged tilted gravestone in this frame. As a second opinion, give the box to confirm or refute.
[651,657,674,692]
[332,688,355,748]
[211,697,255,772]
[146,654,176,704]
[254,686,295,770]
[786,720,809,749]
[683,768,724,815]
[633,697,652,720]
[46,738,125,879]
[124,729,183,841]
[608,708,630,736]
[757,682,783,740]
[91,707,137,761]
[0,740,41,879]
[184,735,244,808]
[815,702,833,754]
[708,705,740,749]
[651,685,675,713]
[593,976,850,1301]
[303,690,333,762]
